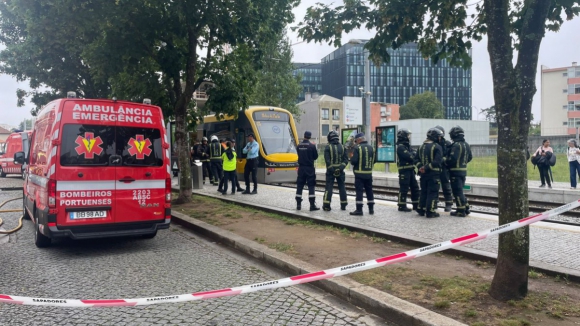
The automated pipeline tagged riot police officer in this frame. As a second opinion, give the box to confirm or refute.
[416,128,444,218]
[295,131,320,211]
[350,133,375,216]
[396,128,420,212]
[434,125,454,212]
[209,135,223,186]
[198,137,211,184]
[322,130,348,211]
[446,126,473,217]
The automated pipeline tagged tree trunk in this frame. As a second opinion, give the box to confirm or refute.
[485,0,551,301]
[173,27,199,204]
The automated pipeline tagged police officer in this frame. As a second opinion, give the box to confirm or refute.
[446,126,473,217]
[295,131,320,211]
[209,135,223,186]
[416,128,444,218]
[198,137,211,184]
[322,130,348,211]
[350,133,375,216]
[434,125,454,212]
[396,128,420,212]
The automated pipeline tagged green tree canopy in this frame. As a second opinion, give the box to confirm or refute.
[296,0,580,301]
[399,91,444,120]
[248,33,302,117]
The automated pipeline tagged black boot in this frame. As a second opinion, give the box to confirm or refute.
[251,188,258,195]
[465,204,471,215]
[444,203,453,212]
[368,204,374,215]
[296,198,302,210]
[242,188,251,195]
[350,205,363,216]
[450,210,466,217]
[309,199,320,211]
[340,203,347,211]
[426,212,440,218]
[416,209,425,216]
[412,203,418,211]
[323,205,331,211]
[398,205,412,212]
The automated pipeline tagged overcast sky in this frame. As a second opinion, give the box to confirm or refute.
[1,3,579,128]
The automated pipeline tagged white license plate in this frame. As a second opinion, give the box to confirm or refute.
[70,211,106,219]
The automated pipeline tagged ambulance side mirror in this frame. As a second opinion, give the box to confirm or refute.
[13,151,25,165]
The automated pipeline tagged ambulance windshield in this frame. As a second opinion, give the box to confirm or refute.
[252,112,296,155]
[60,124,164,167]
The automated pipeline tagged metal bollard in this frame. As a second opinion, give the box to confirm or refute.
[191,161,203,189]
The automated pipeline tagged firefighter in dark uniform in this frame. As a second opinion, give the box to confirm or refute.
[198,137,211,184]
[396,128,420,212]
[209,135,223,186]
[295,131,320,211]
[416,128,444,218]
[434,125,454,212]
[322,130,348,211]
[350,133,375,216]
[446,126,473,217]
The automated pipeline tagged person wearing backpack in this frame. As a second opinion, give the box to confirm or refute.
[567,139,580,189]
[533,139,553,189]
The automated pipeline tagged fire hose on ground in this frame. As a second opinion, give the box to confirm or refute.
[0,197,24,235]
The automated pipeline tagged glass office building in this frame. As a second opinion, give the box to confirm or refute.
[293,63,322,102]
[320,41,472,120]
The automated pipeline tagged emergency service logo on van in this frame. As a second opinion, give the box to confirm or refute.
[74,132,104,159]
[128,134,152,159]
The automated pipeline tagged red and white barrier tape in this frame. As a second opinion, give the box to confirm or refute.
[2,199,579,307]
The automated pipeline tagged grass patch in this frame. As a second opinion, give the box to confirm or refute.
[464,309,478,318]
[528,269,544,279]
[254,237,266,244]
[434,300,451,309]
[268,242,294,253]
[499,319,531,326]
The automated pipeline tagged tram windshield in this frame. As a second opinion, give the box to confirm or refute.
[253,112,297,155]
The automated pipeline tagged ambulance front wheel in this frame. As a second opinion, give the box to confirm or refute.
[34,214,51,248]
[142,231,157,239]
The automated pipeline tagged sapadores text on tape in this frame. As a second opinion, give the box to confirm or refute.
[1,199,579,307]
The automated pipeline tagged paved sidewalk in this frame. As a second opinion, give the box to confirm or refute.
[184,181,580,274]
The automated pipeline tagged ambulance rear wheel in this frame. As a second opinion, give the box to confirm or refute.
[142,231,157,239]
[34,212,51,248]
[0,167,5,178]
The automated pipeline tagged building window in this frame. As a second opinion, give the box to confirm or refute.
[332,109,340,120]
[564,105,569,110]
[564,122,568,126]
[322,108,329,120]
[563,72,568,77]
[322,124,330,135]
[564,89,568,93]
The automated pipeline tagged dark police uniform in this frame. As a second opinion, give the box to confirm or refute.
[350,134,375,215]
[438,137,454,211]
[396,139,420,211]
[209,139,223,185]
[198,141,211,183]
[416,138,443,218]
[446,131,472,217]
[323,139,349,211]
[295,132,319,210]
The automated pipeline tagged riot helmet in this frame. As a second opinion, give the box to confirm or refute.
[327,130,339,143]
[427,128,443,142]
[449,126,465,140]
[211,135,218,142]
[397,128,412,141]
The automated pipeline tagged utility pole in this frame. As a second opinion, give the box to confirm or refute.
[363,49,371,137]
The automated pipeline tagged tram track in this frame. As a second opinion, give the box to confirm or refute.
[276,181,580,227]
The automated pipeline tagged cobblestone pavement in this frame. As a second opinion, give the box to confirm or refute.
[189,182,580,273]
[0,189,385,326]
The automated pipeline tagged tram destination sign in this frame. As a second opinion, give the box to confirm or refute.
[253,112,289,122]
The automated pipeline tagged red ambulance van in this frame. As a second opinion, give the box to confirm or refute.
[14,94,172,247]
[0,131,31,178]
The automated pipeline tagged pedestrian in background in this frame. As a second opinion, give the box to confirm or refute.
[242,133,259,195]
[434,126,454,211]
[396,128,419,212]
[295,131,320,211]
[198,137,211,184]
[230,138,245,192]
[567,139,580,189]
[350,133,375,216]
[416,128,444,218]
[533,139,553,189]
[220,141,237,195]
[446,126,472,217]
[322,130,348,211]
[209,135,223,186]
